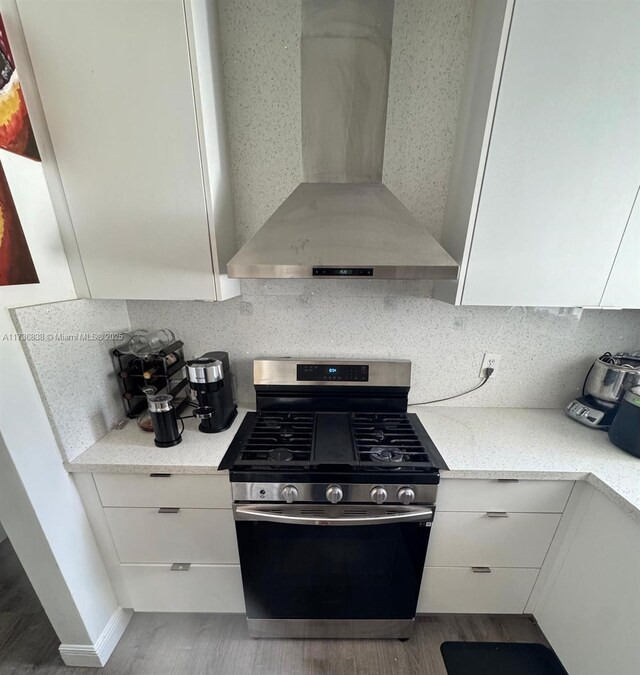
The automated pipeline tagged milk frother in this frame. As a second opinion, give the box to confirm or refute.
[147,394,182,447]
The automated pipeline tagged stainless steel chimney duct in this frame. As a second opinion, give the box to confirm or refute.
[227,0,459,281]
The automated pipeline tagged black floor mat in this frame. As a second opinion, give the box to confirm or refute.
[441,642,568,675]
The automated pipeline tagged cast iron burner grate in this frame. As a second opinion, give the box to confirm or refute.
[235,412,315,467]
[351,413,433,470]
[231,411,437,473]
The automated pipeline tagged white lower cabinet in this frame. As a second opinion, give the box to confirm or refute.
[426,512,561,568]
[74,472,246,613]
[78,473,575,616]
[418,479,573,614]
[434,479,572,514]
[94,473,232,509]
[418,567,539,614]
[104,507,239,564]
[535,489,640,675]
[121,564,244,613]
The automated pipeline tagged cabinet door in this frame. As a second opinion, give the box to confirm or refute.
[418,567,538,614]
[426,512,560,568]
[104,507,239,564]
[601,186,640,308]
[18,0,216,300]
[536,490,640,675]
[463,0,640,307]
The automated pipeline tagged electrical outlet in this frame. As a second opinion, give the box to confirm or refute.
[480,353,500,378]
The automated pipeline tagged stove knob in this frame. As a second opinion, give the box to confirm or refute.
[326,485,343,504]
[398,487,416,505]
[281,485,298,504]
[370,486,388,505]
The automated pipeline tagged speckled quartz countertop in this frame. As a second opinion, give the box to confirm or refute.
[414,407,640,523]
[66,406,640,523]
[65,407,251,475]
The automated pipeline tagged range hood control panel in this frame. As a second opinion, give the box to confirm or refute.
[312,267,374,277]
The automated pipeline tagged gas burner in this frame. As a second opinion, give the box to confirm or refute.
[269,448,294,462]
[279,426,294,440]
[370,447,405,463]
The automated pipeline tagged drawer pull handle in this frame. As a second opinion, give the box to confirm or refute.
[486,511,509,518]
[170,563,191,572]
[158,507,180,514]
[497,478,519,483]
[472,566,492,574]
[150,473,172,478]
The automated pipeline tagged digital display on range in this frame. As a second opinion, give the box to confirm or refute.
[297,364,369,382]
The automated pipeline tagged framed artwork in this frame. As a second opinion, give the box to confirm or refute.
[0,14,39,286]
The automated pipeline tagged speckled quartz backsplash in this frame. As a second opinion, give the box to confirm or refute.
[11,300,130,462]
[126,296,640,410]
[14,295,640,463]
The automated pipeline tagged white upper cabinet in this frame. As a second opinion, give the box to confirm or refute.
[435,0,640,307]
[17,0,239,301]
[601,186,640,308]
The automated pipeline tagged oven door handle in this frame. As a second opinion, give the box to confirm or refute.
[233,504,434,526]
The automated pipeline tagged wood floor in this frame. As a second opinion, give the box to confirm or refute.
[0,538,548,674]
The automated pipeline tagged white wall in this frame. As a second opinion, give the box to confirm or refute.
[0,4,121,658]
[0,157,119,649]
[0,522,6,544]
[0,186,118,648]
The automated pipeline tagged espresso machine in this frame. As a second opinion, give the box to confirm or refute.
[566,352,640,429]
[186,351,237,433]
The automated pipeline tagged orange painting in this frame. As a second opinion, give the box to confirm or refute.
[0,17,39,160]
[0,15,39,286]
[0,161,38,285]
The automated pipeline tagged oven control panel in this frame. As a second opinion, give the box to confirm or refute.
[232,482,437,505]
[253,359,411,388]
[297,364,369,382]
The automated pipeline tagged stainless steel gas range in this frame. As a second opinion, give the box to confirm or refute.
[219,358,447,640]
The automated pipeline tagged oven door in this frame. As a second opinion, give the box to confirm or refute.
[233,504,433,621]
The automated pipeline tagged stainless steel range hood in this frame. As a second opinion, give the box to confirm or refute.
[227,0,458,281]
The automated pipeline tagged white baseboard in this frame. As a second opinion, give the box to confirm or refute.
[59,606,132,668]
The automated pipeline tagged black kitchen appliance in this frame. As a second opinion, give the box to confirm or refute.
[147,394,182,448]
[566,352,640,429]
[218,358,447,640]
[186,351,237,433]
[608,387,640,458]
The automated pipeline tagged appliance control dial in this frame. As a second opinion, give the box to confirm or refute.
[397,487,416,505]
[326,485,343,504]
[281,485,298,504]
[370,486,388,504]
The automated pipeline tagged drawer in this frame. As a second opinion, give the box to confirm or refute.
[94,473,232,508]
[426,511,561,568]
[417,566,539,614]
[104,507,239,564]
[120,564,245,612]
[436,479,573,513]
